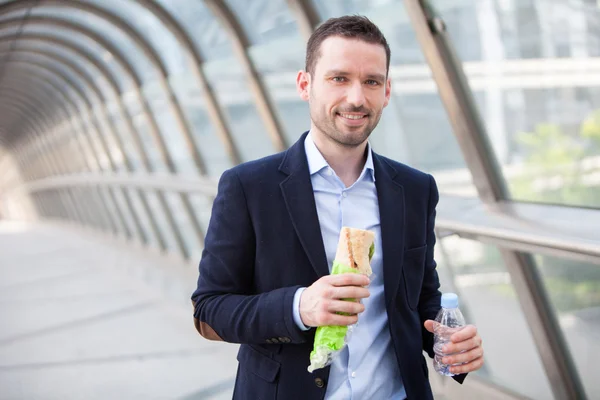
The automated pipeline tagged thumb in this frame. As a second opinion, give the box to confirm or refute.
[424,319,436,333]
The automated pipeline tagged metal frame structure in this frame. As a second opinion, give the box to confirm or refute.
[1,81,121,233]
[403,2,587,399]
[131,0,242,166]
[0,32,176,249]
[0,14,208,257]
[0,1,598,399]
[204,0,288,152]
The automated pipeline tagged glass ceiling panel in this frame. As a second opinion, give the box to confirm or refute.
[0,8,27,20]
[24,7,157,82]
[3,52,94,105]
[16,24,133,92]
[169,73,233,177]
[0,10,27,47]
[4,59,77,104]
[77,0,188,76]
[224,0,300,46]
[223,0,306,146]
[0,26,20,38]
[0,84,64,124]
[2,64,82,116]
[7,39,118,104]
[153,0,234,61]
[3,43,113,104]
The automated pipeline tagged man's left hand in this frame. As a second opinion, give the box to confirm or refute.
[424,320,484,375]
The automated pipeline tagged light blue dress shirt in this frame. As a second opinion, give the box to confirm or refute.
[292,133,406,399]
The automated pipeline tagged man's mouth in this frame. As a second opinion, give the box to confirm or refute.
[337,112,368,120]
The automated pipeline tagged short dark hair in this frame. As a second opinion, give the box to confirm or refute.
[305,15,391,76]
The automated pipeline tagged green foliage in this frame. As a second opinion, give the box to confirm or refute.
[517,123,584,166]
[581,109,600,149]
[510,112,600,207]
[536,255,600,313]
[543,277,600,313]
[501,114,600,313]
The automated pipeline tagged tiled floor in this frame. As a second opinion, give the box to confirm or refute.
[0,221,238,400]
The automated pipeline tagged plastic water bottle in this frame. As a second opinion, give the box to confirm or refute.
[433,293,466,376]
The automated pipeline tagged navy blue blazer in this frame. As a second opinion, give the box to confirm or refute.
[192,132,464,399]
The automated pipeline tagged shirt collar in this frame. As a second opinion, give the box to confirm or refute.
[304,131,376,182]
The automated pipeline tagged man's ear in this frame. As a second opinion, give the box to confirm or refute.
[383,77,392,108]
[296,70,310,101]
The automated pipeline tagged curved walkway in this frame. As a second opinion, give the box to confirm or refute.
[0,220,238,400]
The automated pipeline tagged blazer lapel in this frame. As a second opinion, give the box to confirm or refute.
[374,154,406,306]
[279,132,330,278]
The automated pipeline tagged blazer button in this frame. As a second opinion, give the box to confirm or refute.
[315,378,325,388]
[266,339,273,344]
[279,337,291,343]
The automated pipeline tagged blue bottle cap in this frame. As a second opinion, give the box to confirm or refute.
[441,293,459,308]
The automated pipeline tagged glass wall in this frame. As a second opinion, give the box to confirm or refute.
[433,0,600,208]
[154,0,276,163]
[225,0,310,146]
[533,253,600,398]
[315,0,476,196]
[435,235,554,399]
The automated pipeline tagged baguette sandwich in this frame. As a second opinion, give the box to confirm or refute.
[334,227,375,277]
[307,227,375,372]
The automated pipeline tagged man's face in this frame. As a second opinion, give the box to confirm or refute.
[297,36,391,148]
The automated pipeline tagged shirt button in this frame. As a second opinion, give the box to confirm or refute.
[351,371,356,378]
[342,192,347,198]
[328,168,333,176]
[315,378,325,388]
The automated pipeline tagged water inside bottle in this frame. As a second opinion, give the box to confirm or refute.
[433,325,466,376]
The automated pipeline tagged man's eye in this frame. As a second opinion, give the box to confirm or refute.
[366,80,379,86]
[332,77,346,82]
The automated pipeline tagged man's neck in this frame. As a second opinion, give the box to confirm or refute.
[311,129,368,188]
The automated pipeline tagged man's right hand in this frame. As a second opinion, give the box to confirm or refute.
[299,273,370,327]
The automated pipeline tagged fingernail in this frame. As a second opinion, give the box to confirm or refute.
[442,357,449,364]
[442,345,449,352]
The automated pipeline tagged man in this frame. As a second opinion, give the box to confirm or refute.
[192,15,484,399]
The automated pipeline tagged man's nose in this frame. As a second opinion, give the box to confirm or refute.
[346,82,366,107]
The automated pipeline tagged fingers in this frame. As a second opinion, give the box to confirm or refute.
[442,346,484,366]
[328,286,370,300]
[300,274,370,328]
[327,300,365,315]
[450,325,477,343]
[326,273,370,287]
[424,320,437,333]
[444,335,482,354]
[326,313,359,326]
[447,356,484,375]
[311,305,359,326]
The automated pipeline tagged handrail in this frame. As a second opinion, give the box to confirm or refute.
[12,172,219,197]
[10,173,600,265]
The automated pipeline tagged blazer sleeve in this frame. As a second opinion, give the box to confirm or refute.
[419,174,442,355]
[419,174,467,384]
[191,168,307,345]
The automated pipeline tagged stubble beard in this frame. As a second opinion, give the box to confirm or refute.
[310,105,383,149]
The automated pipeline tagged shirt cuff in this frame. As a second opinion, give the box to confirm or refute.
[292,287,310,331]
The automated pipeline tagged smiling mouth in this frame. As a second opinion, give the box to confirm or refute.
[337,112,368,120]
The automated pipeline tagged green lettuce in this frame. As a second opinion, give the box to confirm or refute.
[307,241,375,372]
[307,260,360,373]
